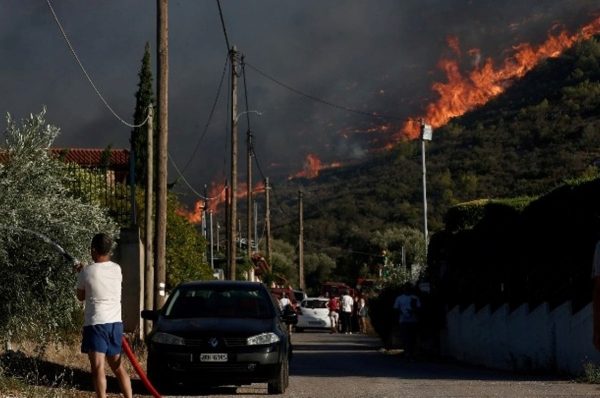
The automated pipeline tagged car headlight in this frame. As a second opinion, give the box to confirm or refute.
[152,332,185,346]
[247,332,280,346]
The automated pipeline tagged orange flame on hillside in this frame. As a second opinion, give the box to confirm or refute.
[183,180,268,217]
[236,180,267,199]
[396,16,600,141]
[207,182,228,213]
[176,200,204,224]
[288,153,343,180]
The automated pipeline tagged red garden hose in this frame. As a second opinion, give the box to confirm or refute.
[121,335,162,398]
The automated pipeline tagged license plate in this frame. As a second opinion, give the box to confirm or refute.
[200,353,228,362]
[309,321,324,325]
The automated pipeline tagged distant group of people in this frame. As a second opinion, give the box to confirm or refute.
[326,290,368,334]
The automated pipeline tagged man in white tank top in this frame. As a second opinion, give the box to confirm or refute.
[76,233,132,398]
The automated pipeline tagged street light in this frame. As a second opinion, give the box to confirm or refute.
[420,121,432,260]
[235,110,262,123]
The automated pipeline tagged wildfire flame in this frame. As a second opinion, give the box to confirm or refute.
[207,181,228,213]
[176,200,204,224]
[396,16,600,141]
[288,153,342,180]
[183,180,268,217]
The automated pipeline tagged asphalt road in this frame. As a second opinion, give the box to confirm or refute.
[164,330,600,398]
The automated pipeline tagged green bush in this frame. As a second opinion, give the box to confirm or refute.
[430,177,600,309]
[0,110,118,346]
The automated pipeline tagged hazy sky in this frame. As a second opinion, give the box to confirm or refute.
[2,1,599,201]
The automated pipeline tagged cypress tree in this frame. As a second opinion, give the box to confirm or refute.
[130,42,154,186]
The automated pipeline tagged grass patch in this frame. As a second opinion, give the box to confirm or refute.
[582,361,600,384]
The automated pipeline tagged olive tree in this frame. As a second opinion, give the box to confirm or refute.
[0,109,118,345]
[371,226,426,285]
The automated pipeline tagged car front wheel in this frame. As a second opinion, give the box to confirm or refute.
[267,357,288,394]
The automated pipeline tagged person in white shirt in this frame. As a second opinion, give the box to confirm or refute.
[393,284,421,359]
[279,292,291,310]
[76,233,132,398]
[340,291,354,334]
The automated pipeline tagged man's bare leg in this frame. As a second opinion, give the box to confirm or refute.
[88,351,107,398]
[107,353,133,398]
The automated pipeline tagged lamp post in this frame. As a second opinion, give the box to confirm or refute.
[420,121,432,260]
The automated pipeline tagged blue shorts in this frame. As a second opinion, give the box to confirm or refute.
[81,322,123,356]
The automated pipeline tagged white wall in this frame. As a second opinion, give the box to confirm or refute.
[442,301,600,375]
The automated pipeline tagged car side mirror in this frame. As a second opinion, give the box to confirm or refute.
[141,309,159,321]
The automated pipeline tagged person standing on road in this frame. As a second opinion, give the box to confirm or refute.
[358,296,368,334]
[327,293,340,333]
[393,284,421,359]
[279,292,291,311]
[592,239,600,351]
[76,233,132,398]
[341,290,354,334]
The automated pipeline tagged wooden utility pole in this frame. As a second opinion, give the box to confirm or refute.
[228,46,239,280]
[154,0,168,309]
[253,201,258,253]
[246,127,253,259]
[224,183,230,278]
[143,104,154,336]
[265,177,272,270]
[209,211,214,269]
[298,190,305,290]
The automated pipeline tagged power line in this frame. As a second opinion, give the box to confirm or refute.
[252,146,268,181]
[179,53,229,175]
[241,57,252,131]
[215,0,231,52]
[245,61,406,122]
[45,0,149,129]
[222,61,231,181]
[168,152,227,201]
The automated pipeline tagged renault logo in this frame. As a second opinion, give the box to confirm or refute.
[208,337,219,348]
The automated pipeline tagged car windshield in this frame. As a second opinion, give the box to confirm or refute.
[164,286,275,319]
[303,299,328,309]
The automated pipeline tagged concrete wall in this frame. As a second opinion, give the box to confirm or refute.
[113,227,144,338]
[442,302,600,375]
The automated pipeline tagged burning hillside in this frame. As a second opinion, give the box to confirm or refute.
[288,153,342,180]
[396,16,600,142]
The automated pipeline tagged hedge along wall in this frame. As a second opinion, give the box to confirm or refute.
[428,177,600,311]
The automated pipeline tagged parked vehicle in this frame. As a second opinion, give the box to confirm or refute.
[320,281,354,298]
[292,289,307,303]
[141,281,297,394]
[295,297,331,332]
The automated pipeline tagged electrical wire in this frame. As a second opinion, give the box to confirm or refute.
[179,53,229,175]
[215,0,232,53]
[252,147,268,182]
[245,61,406,122]
[168,152,227,201]
[222,62,231,181]
[45,0,149,128]
[241,57,252,131]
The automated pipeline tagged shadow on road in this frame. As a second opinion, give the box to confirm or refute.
[290,332,567,382]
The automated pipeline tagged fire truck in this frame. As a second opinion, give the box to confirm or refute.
[320,281,354,298]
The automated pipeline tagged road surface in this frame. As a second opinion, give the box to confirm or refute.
[164,330,600,397]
